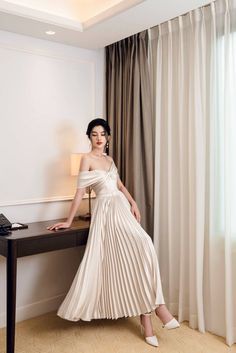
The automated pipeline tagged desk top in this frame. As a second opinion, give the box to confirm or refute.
[0,219,90,257]
[1,218,90,241]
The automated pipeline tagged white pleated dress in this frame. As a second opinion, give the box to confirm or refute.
[57,160,165,321]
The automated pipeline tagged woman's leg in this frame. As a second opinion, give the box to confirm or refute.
[140,313,154,337]
[155,304,173,324]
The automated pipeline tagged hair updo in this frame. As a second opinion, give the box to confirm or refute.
[86,118,111,137]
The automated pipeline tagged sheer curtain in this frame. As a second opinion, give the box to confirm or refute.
[151,0,236,345]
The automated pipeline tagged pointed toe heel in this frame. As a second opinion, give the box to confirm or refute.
[140,312,159,347]
[162,318,180,330]
[145,335,159,347]
[140,325,159,347]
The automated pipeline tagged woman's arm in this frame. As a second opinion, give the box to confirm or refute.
[47,156,90,231]
[47,187,86,231]
[117,177,141,223]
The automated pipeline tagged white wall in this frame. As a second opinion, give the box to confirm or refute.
[0,30,105,327]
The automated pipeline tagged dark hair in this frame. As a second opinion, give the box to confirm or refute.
[86,118,111,137]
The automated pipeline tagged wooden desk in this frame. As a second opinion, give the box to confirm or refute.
[0,219,90,353]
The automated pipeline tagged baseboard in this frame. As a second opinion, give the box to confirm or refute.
[0,294,65,328]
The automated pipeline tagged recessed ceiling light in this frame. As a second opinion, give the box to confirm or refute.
[45,31,56,35]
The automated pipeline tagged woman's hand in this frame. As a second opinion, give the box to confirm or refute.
[130,202,141,223]
[47,221,71,231]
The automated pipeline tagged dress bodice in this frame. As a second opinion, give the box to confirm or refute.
[77,161,120,197]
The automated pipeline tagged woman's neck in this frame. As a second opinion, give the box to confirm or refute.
[90,149,106,158]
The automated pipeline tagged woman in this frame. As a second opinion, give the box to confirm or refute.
[47,118,180,347]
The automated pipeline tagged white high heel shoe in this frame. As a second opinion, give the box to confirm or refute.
[162,318,180,329]
[140,313,159,347]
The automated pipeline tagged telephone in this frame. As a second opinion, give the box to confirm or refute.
[0,213,12,236]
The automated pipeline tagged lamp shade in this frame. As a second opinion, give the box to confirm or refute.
[70,153,83,176]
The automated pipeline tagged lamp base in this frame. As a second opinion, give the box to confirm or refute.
[79,213,91,221]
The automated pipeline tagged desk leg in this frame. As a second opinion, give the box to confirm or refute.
[6,241,17,353]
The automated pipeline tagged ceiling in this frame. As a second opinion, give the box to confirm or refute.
[0,0,215,49]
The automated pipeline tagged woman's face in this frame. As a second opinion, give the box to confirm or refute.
[90,125,108,150]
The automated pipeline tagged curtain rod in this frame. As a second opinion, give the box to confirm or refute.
[150,0,216,29]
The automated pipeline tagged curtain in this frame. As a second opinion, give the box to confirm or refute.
[106,31,155,237]
[151,0,236,346]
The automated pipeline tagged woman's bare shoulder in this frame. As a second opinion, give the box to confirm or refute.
[79,154,91,171]
[79,154,113,171]
[82,153,91,159]
[106,155,113,162]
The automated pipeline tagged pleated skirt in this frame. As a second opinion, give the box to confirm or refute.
[57,191,165,321]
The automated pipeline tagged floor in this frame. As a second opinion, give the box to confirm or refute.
[0,311,236,353]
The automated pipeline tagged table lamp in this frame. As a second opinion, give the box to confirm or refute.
[71,153,91,221]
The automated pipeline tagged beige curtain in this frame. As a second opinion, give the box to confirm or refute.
[106,31,155,237]
[151,0,236,346]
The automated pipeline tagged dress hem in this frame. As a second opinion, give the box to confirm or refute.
[57,302,165,322]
